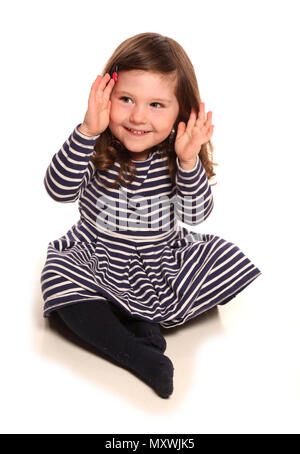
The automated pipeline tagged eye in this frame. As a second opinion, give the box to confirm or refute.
[120,96,132,104]
[119,97,164,109]
[151,102,164,109]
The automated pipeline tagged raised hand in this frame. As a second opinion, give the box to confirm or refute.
[80,73,115,136]
[174,103,214,164]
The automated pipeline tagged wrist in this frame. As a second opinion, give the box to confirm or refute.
[178,157,198,171]
[78,123,101,137]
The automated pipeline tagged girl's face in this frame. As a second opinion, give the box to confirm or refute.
[109,70,180,160]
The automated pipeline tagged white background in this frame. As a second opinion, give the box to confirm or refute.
[1,0,299,434]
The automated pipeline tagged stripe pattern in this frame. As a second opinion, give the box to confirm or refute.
[40,124,262,328]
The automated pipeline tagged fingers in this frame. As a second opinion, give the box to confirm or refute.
[196,103,213,129]
[198,102,206,124]
[98,73,113,91]
[91,73,113,92]
[90,73,115,104]
[185,103,214,141]
[187,103,207,133]
[205,111,213,129]
[103,78,115,102]
[176,122,186,140]
[186,108,197,134]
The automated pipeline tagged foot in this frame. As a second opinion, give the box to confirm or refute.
[126,319,167,353]
[109,304,167,353]
[126,342,174,399]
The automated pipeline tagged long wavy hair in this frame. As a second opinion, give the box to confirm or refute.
[91,32,218,189]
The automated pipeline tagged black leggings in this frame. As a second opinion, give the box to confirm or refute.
[56,300,174,398]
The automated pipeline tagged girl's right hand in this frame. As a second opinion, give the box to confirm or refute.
[80,73,115,136]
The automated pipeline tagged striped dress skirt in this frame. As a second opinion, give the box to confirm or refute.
[40,222,262,329]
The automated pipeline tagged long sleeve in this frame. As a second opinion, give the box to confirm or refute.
[44,123,100,203]
[174,155,214,225]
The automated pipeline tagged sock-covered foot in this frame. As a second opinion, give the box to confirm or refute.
[109,304,167,353]
[126,319,167,353]
[122,341,174,399]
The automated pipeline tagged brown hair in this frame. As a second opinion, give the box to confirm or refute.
[91,32,218,188]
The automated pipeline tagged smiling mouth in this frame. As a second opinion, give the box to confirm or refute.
[124,127,151,136]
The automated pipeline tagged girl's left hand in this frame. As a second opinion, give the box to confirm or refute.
[174,103,214,163]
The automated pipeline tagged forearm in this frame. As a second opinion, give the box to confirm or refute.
[175,155,214,225]
[44,124,100,203]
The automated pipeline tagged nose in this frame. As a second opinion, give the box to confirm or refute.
[129,105,148,125]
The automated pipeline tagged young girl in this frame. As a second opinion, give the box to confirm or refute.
[40,32,262,399]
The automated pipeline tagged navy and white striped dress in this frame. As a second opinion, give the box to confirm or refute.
[40,124,262,328]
